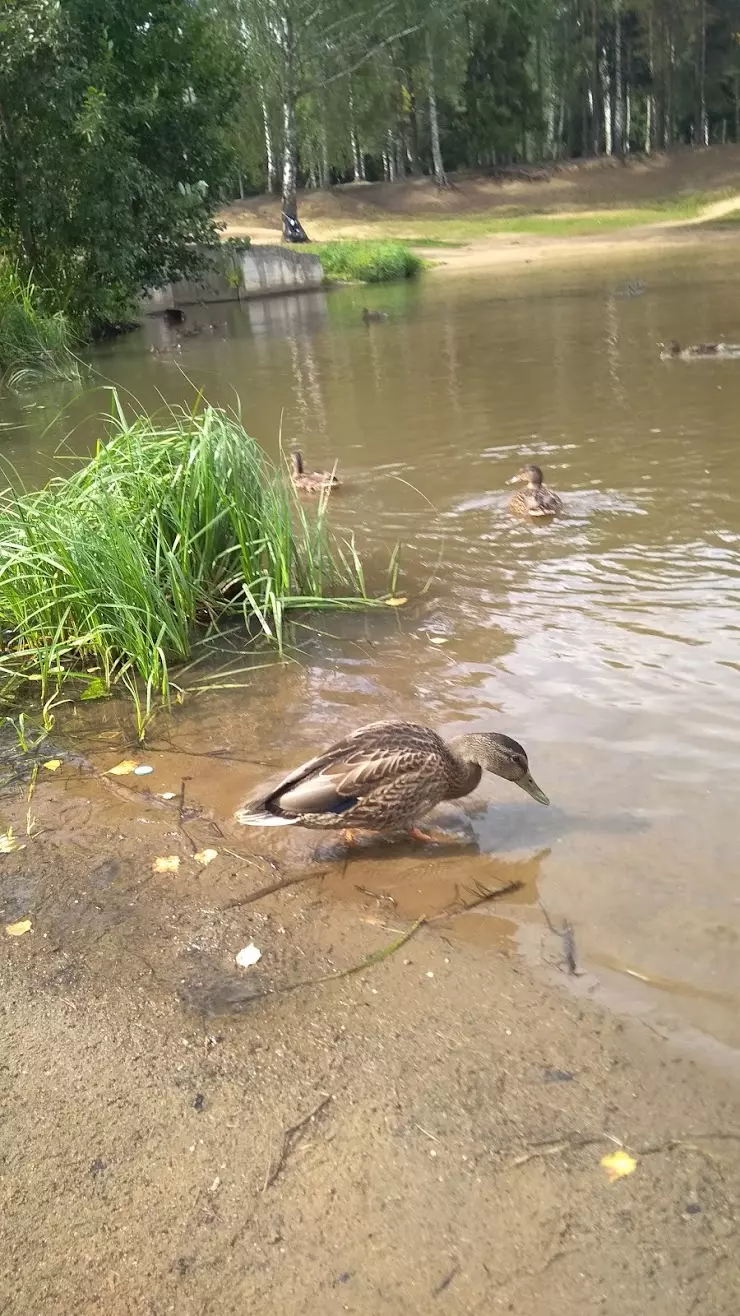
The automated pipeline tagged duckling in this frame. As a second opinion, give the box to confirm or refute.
[235,718,548,845]
[362,308,388,324]
[506,464,563,518]
[290,450,339,494]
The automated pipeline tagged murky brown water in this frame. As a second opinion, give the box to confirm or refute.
[4,244,740,1055]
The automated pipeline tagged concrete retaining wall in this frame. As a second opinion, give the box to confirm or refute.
[142,245,322,314]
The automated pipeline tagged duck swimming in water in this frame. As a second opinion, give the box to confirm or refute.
[362,308,388,324]
[235,719,548,845]
[661,340,740,360]
[506,464,563,518]
[290,450,339,494]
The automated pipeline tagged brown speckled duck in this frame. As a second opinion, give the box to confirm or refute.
[235,719,549,845]
[362,308,388,324]
[507,464,563,518]
[290,450,339,494]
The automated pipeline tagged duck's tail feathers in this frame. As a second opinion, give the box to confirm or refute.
[234,808,299,827]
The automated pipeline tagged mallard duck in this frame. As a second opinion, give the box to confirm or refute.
[235,719,549,844]
[362,308,388,324]
[290,451,339,494]
[506,464,563,517]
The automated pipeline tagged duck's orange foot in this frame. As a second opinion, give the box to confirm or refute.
[408,824,462,845]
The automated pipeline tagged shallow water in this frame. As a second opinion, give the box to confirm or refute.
[4,244,740,1054]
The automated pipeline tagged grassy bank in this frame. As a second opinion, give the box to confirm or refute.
[0,401,396,736]
[0,262,80,387]
[316,240,423,283]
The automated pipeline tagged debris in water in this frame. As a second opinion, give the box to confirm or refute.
[601,1149,637,1182]
[6,918,32,936]
[159,792,177,800]
[108,760,137,776]
[0,828,23,854]
[42,759,62,772]
[429,636,448,645]
[386,596,407,607]
[236,942,262,969]
[133,765,154,776]
[153,855,180,873]
[194,848,218,867]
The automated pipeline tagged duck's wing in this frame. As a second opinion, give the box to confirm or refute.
[237,721,437,823]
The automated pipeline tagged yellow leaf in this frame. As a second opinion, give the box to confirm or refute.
[0,828,22,854]
[152,855,180,873]
[6,918,32,936]
[42,759,62,772]
[108,760,137,776]
[386,596,407,607]
[601,1149,637,1182]
[194,848,218,867]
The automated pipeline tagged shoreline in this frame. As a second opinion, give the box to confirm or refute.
[2,760,740,1313]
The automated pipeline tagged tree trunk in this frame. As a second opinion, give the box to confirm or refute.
[426,29,447,186]
[320,108,330,188]
[645,10,654,154]
[0,98,38,270]
[348,79,364,182]
[613,1,623,154]
[625,86,631,152]
[601,47,612,155]
[592,0,601,153]
[535,24,545,160]
[261,93,276,194]
[281,18,298,218]
[698,0,708,146]
[735,70,740,143]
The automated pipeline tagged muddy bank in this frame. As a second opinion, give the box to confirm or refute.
[2,753,739,1315]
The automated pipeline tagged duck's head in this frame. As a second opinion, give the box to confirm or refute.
[507,463,543,488]
[291,451,304,476]
[452,731,549,805]
[667,340,682,357]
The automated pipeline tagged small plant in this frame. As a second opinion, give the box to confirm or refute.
[0,261,81,387]
[317,240,422,284]
[0,397,398,738]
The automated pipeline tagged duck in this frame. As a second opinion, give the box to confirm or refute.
[662,339,720,360]
[362,308,388,324]
[235,719,549,845]
[506,464,563,517]
[290,450,340,494]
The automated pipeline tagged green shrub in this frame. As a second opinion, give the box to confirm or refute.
[0,262,80,387]
[0,398,396,736]
[317,240,423,283]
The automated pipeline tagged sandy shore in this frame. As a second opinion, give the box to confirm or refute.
[2,747,739,1315]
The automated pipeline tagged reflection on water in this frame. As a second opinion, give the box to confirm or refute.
[3,246,740,1052]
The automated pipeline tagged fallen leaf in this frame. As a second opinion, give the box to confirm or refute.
[5,918,32,936]
[0,828,23,854]
[601,1149,637,1182]
[429,637,448,645]
[194,848,218,867]
[159,791,177,801]
[133,765,153,776]
[386,596,407,607]
[152,855,180,873]
[236,942,262,969]
[42,759,62,771]
[108,759,137,776]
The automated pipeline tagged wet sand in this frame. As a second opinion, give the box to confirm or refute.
[2,757,740,1315]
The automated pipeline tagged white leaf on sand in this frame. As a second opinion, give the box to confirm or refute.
[5,918,32,936]
[152,855,180,874]
[159,792,177,800]
[133,765,154,776]
[235,942,262,969]
[108,760,137,776]
[194,848,218,867]
[0,828,23,854]
[601,1149,637,1182]
[429,637,448,645]
[42,759,62,771]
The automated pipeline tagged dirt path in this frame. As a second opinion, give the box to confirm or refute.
[2,754,739,1314]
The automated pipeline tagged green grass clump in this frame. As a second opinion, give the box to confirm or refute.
[0,398,396,736]
[317,240,423,283]
[0,261,80,388]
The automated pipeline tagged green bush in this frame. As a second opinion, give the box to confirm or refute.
[0,262,80,387]
[0,399,396,736]
[317,240,423,284]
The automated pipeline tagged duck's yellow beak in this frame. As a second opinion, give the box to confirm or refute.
[518,770,549,805]
[506,472,525,485]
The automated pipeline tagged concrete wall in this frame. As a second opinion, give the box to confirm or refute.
[142,245,322,314]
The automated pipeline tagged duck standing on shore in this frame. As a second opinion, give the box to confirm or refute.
[506,464,563,518]
[290,450,340,494]
[235,719,548,846]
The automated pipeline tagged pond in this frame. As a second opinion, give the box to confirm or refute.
[3,245,740,1058]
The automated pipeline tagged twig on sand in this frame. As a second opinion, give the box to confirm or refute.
[263,1094,334,1190]
[429,878,523,923]
[539,900,583,975]
[221,865,327,910]
[432,1265,460,1297]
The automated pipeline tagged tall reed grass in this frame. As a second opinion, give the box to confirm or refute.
[0,261,80,387]
[0,398,396,736]
[317,240,423,283]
